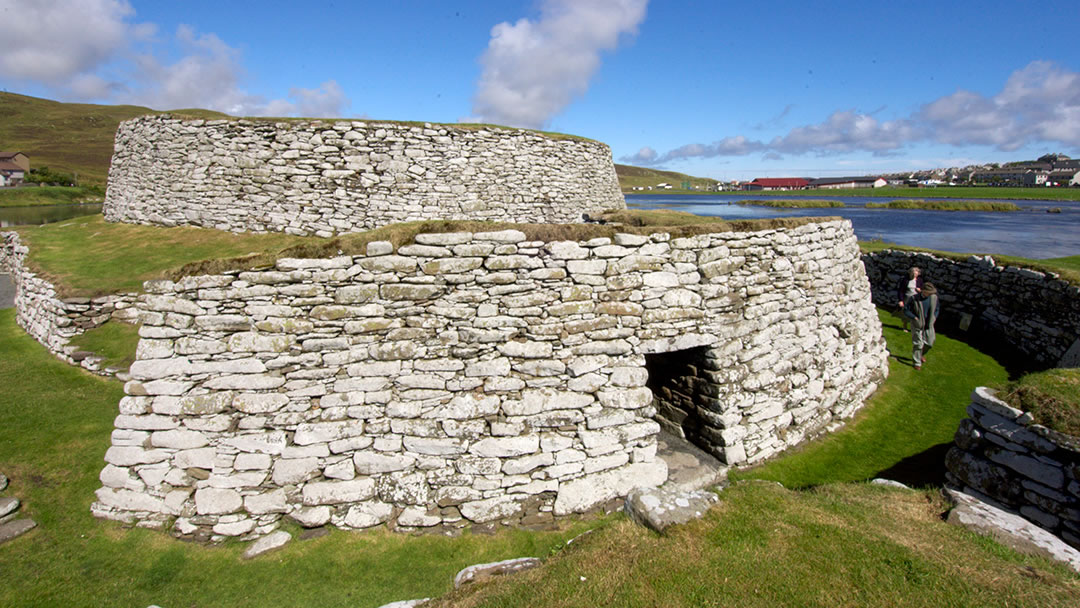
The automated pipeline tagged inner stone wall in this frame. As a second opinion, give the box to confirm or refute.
[862,250,1080,366]
[92,219,888,541]
[103,115,625,236]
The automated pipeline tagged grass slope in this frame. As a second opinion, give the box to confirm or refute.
[0,91,228,185]
[433,482,1079,607]
[616,164,719,193]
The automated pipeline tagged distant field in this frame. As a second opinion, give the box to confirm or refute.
[0,91,227,186]
[0,186,103,208]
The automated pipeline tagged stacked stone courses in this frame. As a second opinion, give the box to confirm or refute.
[92,220,888,540]
[1,231,139,368]
[103,115,625,236]
[863,250,1080,366]
[947,387,1080,549]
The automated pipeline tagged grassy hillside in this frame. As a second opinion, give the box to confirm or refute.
[0,92,227,185]
[615,163,719,193]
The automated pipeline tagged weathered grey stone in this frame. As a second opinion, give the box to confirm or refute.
[243,530,292,559]
[453,557,541,588]
[554,461,668,516]
[0,518,37,545]
[342,501,393,528]
[303,479,376,505]
[195,488,243,515]
[946,488,1080,573]
[624,486,719,532]
[459,496,524,524]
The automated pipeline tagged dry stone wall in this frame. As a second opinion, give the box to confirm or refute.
[862,250,1080,366]
[103,115,625,236]
[947,387,1080,549]
[92,219,888,541]
[1,231,138,370]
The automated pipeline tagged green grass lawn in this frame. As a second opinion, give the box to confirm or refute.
[0,186,104,208]
[731,309,1013,489]
[431,481,1079,607]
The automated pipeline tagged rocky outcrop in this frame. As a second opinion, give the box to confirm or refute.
[946,387,1080,550]
[862,250,1080,366]
[104,115,625,236]
[91,219,887,541]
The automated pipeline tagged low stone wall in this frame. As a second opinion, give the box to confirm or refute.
[946,387,1080,550]
[103,115,625,236]
[862,250,1080,366]
[91,219,888,541]
[1,231,139,370]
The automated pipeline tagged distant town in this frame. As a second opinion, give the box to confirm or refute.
[628,153,1080,192]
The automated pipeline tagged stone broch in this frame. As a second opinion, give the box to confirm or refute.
[90,221,888,541]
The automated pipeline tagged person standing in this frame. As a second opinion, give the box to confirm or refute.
[896,266,923,332]
[904,282,939,370]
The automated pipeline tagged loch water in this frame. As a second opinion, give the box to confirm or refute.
[0,203,104,228]
[627,194,1080,260]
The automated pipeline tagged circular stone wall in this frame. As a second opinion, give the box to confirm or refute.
[103,115,625,236]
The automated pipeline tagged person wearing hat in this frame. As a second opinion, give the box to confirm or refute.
[903,282,939,370]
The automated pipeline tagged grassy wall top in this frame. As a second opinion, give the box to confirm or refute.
[10,211,834,297]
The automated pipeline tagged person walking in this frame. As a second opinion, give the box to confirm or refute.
[904,282,939,370]
[896,266,923,332]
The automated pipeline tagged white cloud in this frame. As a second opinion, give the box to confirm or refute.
[918,61,1080,151]
[620,146,657,164]
[769,110,914,155]
[628,61,1080,167]
[472,0,648,129]
[0,1,350,117]
[0,0,134,83]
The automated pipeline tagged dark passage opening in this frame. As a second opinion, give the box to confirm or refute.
[645,346,716,455]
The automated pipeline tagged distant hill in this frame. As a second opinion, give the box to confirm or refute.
[0,92,227,185]
[615,163,719,193]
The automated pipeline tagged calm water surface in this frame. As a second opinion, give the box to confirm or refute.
[628,194,1080,259]
[0,203,103,227]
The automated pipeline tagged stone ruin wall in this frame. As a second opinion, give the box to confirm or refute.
[1,231,139,371]
[92,219,889,541]
[103,115,625,236]
[862,250,1080,367]
[947,387,1080,550]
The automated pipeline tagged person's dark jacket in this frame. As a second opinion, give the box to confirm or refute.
[896,274,924,304]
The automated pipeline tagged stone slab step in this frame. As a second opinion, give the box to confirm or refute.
[0,518,36,544]
[656,430,728,492]
[0,496,19,518]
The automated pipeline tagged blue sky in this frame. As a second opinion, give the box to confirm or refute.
[1,0,1078,180]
